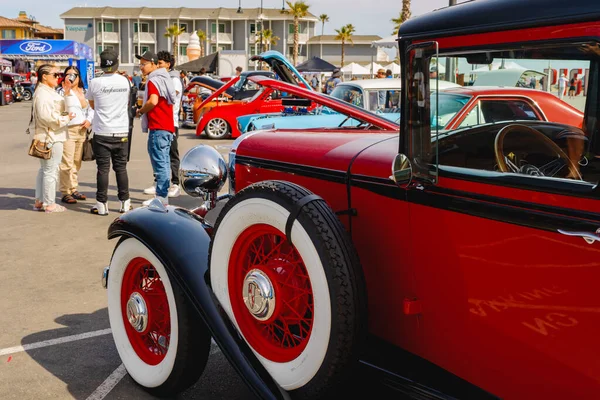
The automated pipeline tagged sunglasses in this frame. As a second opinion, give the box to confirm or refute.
[48,73,60,78]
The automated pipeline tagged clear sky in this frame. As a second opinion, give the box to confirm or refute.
[4,0,458,37]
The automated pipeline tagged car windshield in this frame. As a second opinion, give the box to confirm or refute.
[330,85,363,107]
[431,92,472,129]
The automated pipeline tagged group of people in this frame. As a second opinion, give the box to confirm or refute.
[31,47,183,215]
[321,67,394,95]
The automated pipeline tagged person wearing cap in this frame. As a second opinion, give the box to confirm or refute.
[141,50,182,198]
[86,49,133,215]
[324,68,342,95]
[136,50,177,206]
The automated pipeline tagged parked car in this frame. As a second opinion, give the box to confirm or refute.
[103,0,600,399]
[242,80,583,132]
[181,72,276,128]
[194,52,314,139]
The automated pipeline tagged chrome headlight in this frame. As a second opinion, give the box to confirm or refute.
[179,145,228,198]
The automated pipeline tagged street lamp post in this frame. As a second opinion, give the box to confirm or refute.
[445,0,458,82]
[259,0,264,69]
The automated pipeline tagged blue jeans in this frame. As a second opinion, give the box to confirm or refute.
[147,130,173,198]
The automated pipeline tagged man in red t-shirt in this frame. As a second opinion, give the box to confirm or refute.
[135,50,177,205]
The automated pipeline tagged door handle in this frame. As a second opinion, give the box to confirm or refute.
[557,229,600,244]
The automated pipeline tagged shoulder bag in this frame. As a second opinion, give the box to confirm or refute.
[26,101,53,160]
[81,131,95,161]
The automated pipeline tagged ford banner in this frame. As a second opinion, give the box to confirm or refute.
[0,40,93,61]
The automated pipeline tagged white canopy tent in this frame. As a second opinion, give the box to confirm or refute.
[341,62,371,76]
[383,62,401,75]
[371,35,398,49]
[473,60,527,72]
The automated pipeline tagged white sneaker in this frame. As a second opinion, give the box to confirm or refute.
[119,199,132,213]
[143,185,156,195]
[91,201,109,216]
[168,185,181,198]
[142,196,168,207]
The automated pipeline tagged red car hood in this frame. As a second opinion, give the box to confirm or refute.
[236,130,398,172]
[247,75,399,131]
[196,76,240,109]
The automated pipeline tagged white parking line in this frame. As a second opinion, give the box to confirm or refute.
[86,364,127,400]
[0,328,112,356]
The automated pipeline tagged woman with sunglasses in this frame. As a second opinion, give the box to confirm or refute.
[32,64,75,213]
[58,65,94,204]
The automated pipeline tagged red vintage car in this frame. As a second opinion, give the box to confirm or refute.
[195,76,287,139]
[104,0,600,399]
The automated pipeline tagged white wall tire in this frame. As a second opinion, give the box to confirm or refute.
[210,181,367,398]
[108,238,210,396]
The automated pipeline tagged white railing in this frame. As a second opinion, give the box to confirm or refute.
[96,32,119,43]
[132,33,156,43]
[286,33,309,44]
[210,32,233,43]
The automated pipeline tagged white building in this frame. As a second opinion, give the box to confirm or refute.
[60,7,320,71]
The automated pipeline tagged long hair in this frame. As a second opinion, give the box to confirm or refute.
[35,64,55,89]
[63,65,84,89]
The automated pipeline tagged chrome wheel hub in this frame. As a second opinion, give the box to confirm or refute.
[243,269,275,321]
[126,292,148,333]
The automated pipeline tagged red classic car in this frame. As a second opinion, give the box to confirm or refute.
[104,0,600,399]
[195,76,287,139]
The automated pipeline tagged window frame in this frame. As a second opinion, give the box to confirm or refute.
[2,29,16,39]
[211,22,225,34]
[133,22,150,33]
[97,22,114,32]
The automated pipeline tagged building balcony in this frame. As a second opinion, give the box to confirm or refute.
[133,33,156,44]
[287,33,309,45]
[95,32,120,43]
[209,33,232,44]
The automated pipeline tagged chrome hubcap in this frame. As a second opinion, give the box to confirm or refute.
[208,119,227,136]
[126,292,148,332]
[243,269,275,321]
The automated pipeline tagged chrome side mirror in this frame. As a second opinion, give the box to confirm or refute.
[390,153,412,187]
[179,145,228,208]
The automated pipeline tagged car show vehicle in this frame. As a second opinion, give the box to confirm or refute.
[103,1,600,399]
[242,80,582,133]
[181,72,276,128]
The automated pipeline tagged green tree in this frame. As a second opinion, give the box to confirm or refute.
[392,0,412,34]
[334,24,355,67]
[257,29,280,53]
[164,24,186,61]
[196,29,207,57]
[319,14,329,35]
[286,1,310,65]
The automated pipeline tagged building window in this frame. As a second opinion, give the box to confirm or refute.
[211,23,225,34]
[179,23,188,32]
[134,45,150,55]
[179,44,188,55]
[2,30,16,39]
[250,23,256,34]
[97,44,115,55]
[133,22,149,33]
[250,46,258,56]
[97,22,114,32]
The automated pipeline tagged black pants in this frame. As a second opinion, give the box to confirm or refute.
[170,127,180,185]
[92,135,130,203]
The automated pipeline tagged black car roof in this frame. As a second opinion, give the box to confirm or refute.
[398,0,600,40]
[190,75,224,88]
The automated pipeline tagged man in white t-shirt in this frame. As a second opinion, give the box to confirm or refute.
[86,49,132,215]
[558,73,569,99]
[142,51,182,198]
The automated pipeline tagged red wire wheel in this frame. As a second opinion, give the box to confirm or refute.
[228,224,314,363]
[120,257,171,365]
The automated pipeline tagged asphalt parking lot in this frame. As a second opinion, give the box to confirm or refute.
[0,100,258,400]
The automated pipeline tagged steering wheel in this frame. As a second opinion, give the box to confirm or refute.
[494,124,582,180]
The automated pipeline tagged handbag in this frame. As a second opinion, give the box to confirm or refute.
[28,137,52,160]
[26,98,53,160]
[82,131,95,161]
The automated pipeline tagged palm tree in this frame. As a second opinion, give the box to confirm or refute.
[318,14,329,59]
[334,24,355,67]
[257,29,280,53]
[319,14,329,35]
[286,1,310,66]
[392,0,412,34]
[196,29,207,57]
[164,24,186,61]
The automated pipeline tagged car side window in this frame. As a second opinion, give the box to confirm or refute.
[459,104,480,128]
[434,48,598,187]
